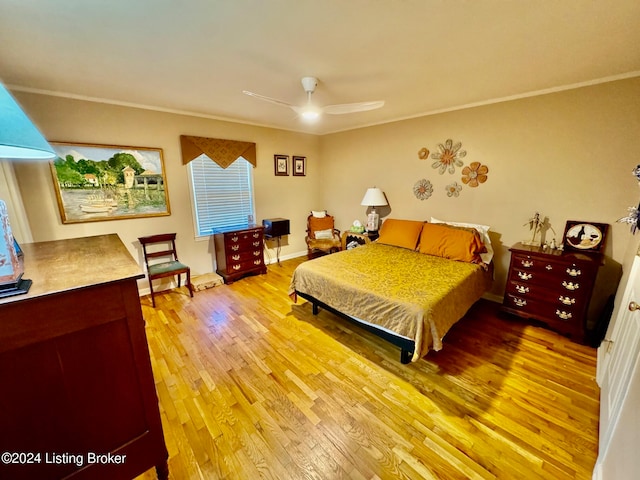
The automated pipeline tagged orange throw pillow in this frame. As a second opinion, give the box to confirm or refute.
[418,223,486,263]
[376,219,425,250]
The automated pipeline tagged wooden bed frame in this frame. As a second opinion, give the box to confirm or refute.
[296,290,415,364]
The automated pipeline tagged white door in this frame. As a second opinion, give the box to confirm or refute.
[593,253,640,479]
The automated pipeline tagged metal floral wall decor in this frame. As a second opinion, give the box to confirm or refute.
[431,139,466,174]
[445,181,462,197]
[619,204,640,234]
[413,178,433,200]
[617,164,640,234]
[461,161,489,187]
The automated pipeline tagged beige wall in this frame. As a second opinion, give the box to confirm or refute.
[320,78,640,297]
[8,77,640,299]
[11,93,320,293]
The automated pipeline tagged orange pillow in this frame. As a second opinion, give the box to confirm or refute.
[418,223,486,263]
[376,219,425,250]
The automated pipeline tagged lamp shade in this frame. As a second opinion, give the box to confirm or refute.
[0,83,56,160]
[360,187,388,207]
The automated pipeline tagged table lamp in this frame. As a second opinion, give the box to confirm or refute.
[360,187,388,232]
[0,82,56,297]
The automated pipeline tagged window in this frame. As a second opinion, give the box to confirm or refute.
[189,154,254,236]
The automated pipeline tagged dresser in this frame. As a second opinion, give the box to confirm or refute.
[214,225,267,283]
[0,234,168,480]
[502,242,608,344]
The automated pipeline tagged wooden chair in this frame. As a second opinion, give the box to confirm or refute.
[305,211,341,259]
[138,233,193,307]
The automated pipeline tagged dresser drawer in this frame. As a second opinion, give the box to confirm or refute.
[226,257,265,273]
[226,248,263,263]
[505,279,588,307]
[224,229,263,243]
[504,293,584,336]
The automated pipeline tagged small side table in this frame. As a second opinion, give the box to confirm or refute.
[342,231,371,250]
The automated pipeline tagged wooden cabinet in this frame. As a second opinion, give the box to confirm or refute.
[0,234,168,480]
[214,225,267,283]
[502,242,605,343]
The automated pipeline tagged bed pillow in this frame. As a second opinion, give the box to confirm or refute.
[418,222,486,263]
[430,217,494,263]
[376,219,425,250]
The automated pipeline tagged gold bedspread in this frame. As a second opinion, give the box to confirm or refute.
[289,243,492,361]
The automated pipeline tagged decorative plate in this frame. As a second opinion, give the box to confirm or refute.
[562,221,608,253]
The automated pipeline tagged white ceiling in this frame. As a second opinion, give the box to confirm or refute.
[1,0,639,135]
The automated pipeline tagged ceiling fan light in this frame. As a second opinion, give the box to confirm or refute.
[301,107,320,121]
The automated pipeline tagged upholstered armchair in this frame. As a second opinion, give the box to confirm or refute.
[305,211,341,259]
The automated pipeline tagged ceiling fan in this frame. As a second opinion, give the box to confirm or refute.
[242,77,384,120]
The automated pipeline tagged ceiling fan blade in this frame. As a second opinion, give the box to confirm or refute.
[322,100,385,115]
[242,90,296,110]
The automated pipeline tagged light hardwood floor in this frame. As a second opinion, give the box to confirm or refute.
[135,256,599,480]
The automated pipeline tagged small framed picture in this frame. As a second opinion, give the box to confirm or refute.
[293,156,306,176]
[274,154,289,176]
[562,220,609,254]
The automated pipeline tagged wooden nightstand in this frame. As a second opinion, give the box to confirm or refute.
[342,231,371,250]
[501,242,610,344]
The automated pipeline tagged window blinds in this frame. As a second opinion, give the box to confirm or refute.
[189,153,254,236]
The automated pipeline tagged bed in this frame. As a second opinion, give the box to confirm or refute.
[289,218,494,363]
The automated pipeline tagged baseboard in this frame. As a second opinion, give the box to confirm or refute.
[483,292,503,304]
[264,250,307,265]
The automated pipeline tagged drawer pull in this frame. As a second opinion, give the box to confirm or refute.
[566,267,581,277]
[253,251,261,256]
[253,233,260,238]
[231,245,240,251]
[559,295,576,305]
[562,281,579,291]
[515,285,529,294]
[232,264,241,271]
[518,272,532,281]
[231,236,239,242]
[253,241,261,247]
[556,310,572,320]
[232,254,240,261]
[521,259,534,268]
[513,297,527,307]
[254,259,262,265]
[545,264,553,271]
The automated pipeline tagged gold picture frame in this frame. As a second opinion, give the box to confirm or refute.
[50,142,171,224]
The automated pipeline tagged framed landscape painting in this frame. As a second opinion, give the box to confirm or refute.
[50,142,171,224]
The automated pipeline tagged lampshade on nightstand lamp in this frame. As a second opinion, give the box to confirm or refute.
[360,187,388,232]
[0,82,56,297]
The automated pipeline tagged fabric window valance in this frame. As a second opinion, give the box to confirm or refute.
[180,135,256,169]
